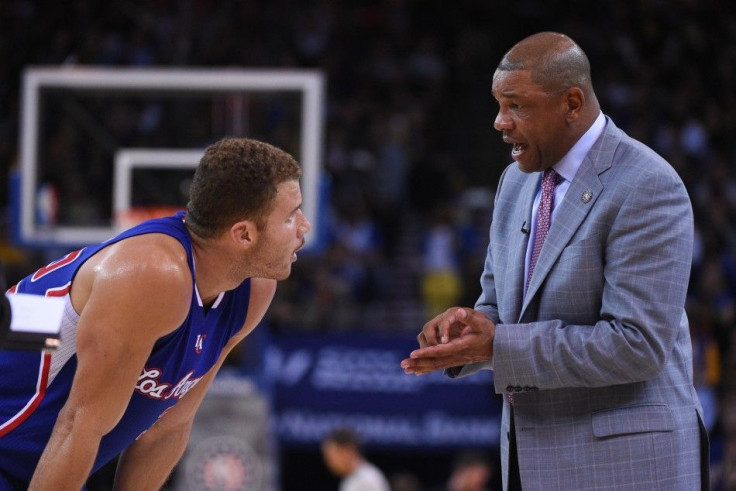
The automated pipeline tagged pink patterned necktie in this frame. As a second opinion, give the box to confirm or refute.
[526,168,561,292]
[509,168,561,406]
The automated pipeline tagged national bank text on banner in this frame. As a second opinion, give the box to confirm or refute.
[266,332,502,450]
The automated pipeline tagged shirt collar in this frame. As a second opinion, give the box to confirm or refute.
[553,111,605,182]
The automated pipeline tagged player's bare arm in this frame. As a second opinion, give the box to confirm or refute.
[112,277,277,490]
[29,235,192,490]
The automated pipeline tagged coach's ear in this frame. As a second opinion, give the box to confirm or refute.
[229,219,258,250]
[563,86,584,123]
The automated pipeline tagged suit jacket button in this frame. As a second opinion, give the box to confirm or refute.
[514,386,522,392]
[506,385,515,392]
[523,386,531,392]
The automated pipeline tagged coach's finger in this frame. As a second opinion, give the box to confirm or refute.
[400,350,463,375]
[418,313,444,347]
[435,307,462,344]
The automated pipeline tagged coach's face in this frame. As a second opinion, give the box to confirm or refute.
[492,69,572,173]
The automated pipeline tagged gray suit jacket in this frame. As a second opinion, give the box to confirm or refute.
[456,117,708,490]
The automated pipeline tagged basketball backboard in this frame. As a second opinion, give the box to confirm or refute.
[17,67,325,249]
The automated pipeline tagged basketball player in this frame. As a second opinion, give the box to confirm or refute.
[0,138,310,489]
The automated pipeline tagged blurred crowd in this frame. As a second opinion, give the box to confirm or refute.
[1,0,735,488]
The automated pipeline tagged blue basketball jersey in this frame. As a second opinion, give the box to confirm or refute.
[0,212,251,484]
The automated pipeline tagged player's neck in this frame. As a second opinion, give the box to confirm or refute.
[189,237,245,302]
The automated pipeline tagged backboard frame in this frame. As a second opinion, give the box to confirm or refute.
[19,67,325,248]
[112,148,201,233]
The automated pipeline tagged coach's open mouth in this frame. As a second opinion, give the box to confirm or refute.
[511,142,527,157]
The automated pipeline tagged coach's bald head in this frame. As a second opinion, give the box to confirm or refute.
[498,32,599,110]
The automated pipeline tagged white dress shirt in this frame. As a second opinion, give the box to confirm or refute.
[524,112,606,288]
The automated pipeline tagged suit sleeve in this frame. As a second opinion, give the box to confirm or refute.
[474,163,510,325]
[447,166,509,379]
[492,163,694,392]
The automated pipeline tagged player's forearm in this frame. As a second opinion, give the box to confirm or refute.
[29,422,100,490]
[113,425,190,490]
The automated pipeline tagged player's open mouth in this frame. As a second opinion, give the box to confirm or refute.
[292,240,306,261]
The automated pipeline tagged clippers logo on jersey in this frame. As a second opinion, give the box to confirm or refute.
[135,367,203,401]
[195,334,207,354]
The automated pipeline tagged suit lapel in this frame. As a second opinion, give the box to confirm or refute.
[520,118,621,314]
[509,174,541,319]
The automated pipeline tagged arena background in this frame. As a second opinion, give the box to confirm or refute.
[1,1,734,489]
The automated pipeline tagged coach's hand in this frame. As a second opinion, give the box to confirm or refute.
[400,307,495,375]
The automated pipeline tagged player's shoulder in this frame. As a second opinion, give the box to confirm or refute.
[71,233,193,328]
[115,232,186,263]
[90,233,191,288]
[244,278,277,324]
[248,277,277,307]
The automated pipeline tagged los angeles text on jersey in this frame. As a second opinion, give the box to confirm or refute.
[135,367,202,400]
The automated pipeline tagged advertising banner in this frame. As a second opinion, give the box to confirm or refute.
[266,332,502,450]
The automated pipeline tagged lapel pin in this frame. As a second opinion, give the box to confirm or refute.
[581,190,593,203]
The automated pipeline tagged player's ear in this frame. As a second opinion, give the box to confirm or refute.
[229,219,258,249]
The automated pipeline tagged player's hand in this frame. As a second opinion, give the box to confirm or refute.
[400,307,495,375]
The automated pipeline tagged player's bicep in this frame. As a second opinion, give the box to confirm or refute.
[64,258,191,436]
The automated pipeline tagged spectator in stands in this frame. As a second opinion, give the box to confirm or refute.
[420,207,462,318]
[445,450,495,491]
[321,427,390,491]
